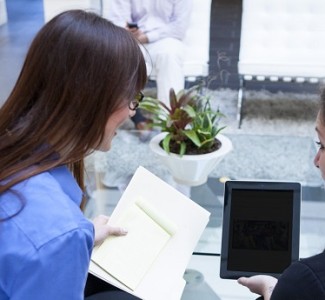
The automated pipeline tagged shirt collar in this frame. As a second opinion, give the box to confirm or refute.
[48,166,83,206]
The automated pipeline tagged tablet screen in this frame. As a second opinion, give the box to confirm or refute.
[220,181,301,279]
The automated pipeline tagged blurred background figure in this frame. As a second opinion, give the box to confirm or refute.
[105,0,193,106]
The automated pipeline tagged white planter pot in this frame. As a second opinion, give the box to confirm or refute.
[149,132,233,186]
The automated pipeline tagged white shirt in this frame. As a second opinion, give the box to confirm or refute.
[105,0,193,43]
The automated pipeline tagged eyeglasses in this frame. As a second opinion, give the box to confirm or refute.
[129,91,144,111]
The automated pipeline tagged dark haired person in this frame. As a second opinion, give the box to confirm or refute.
[0,10,146,299]
[238,88,325,299]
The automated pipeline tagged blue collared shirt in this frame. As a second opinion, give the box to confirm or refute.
[0,166,94,299]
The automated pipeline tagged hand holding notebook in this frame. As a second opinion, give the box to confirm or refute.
[89,166,210,300]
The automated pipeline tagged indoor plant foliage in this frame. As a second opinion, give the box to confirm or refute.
[140,85,226,156]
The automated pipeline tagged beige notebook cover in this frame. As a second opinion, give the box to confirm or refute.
[89,166,210,300]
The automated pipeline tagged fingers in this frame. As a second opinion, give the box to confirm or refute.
[237,276,261,295]
[238,277,249,286]
[237,275,277,299]
[93,215,127,235]
[92,214,128,246]
[108,226,128,236]
[129,28,138,33]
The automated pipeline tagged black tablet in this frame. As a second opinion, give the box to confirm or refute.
[220,180,301,279]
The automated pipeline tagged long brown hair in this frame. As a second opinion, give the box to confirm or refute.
[0,10,147,201]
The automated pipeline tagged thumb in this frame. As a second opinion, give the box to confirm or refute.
[238,277,249,285]
[107,226,128,236]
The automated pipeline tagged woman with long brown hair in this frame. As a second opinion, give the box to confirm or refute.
[0,10,146,299]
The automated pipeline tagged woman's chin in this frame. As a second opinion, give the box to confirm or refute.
[98,145,111,152]
[96,141,112,152]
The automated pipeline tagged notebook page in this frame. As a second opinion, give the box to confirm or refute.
[91,197,177,290]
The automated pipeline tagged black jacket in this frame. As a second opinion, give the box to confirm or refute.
[271,251,325,300]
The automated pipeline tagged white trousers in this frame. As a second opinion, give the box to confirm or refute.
[142,38,185,106]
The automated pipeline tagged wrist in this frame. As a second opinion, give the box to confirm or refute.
[263,284,275,300]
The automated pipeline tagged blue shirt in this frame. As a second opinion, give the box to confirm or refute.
[0,166,94,299]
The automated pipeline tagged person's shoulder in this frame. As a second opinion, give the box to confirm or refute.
[1,171,93,249]
[285,251,325,279]
[271,251,325,299]
[298,251,325,275]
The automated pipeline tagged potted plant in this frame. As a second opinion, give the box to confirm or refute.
[139,85,233,186]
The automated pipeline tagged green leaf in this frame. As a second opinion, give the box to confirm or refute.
[215,126,227,135]
[183,130,201,147]
[179,142,186,156]
[197,129,210,137]
[200,137,214,147]
[202,114,212,129]
[162,134,171,154]
[211,127,217,137]
[183,105,196,118]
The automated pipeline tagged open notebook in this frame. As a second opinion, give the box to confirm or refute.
[89,166,210,300]
[91,197,177,290]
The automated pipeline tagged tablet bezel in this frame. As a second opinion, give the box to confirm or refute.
[220,180,301,279]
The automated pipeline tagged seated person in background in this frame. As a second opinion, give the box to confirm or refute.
[0,10,145,299]
[105,0,193,106]
[238,88,325,299]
